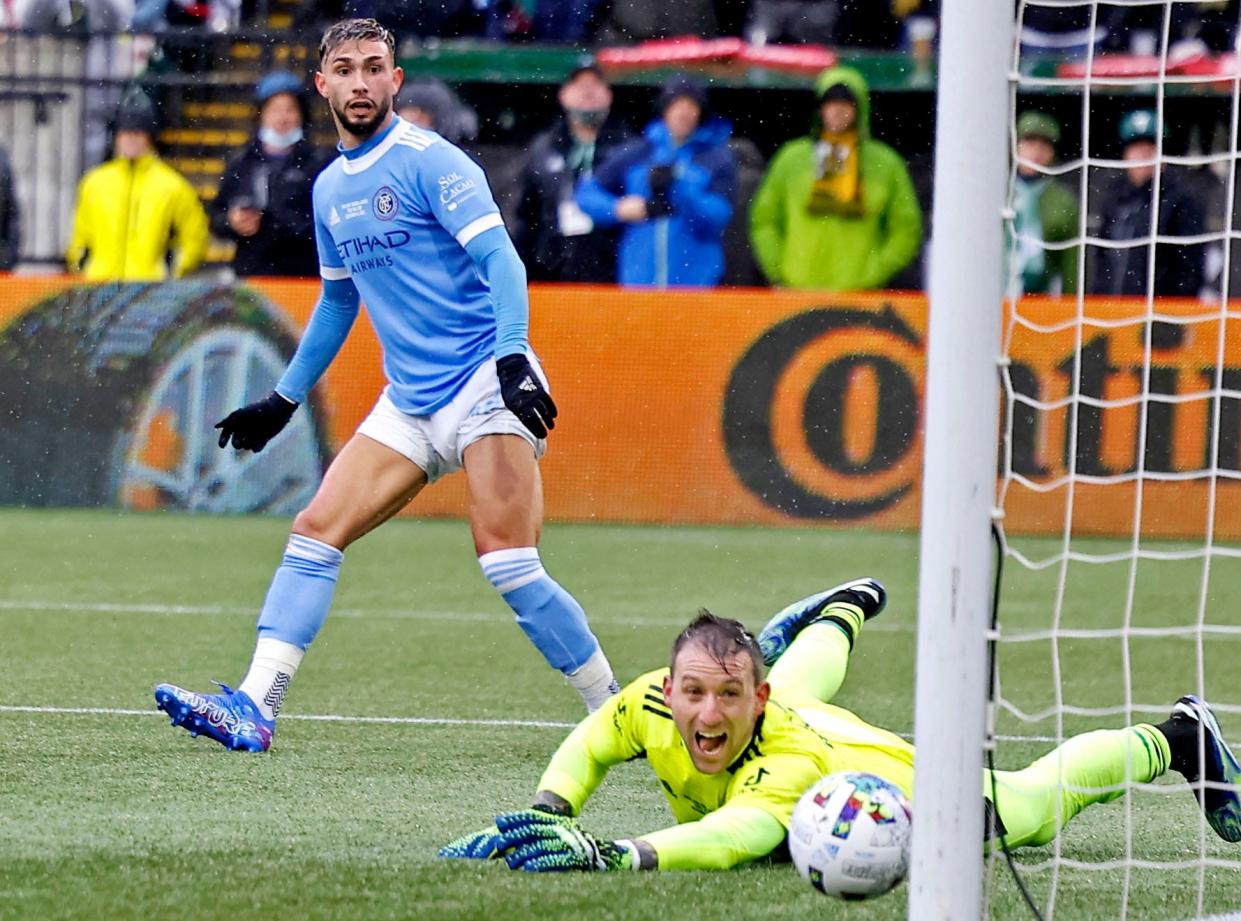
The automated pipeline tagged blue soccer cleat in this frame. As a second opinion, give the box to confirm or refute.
[757,577,886,666]
[154,681,274,752]
[1172,695,1241,843]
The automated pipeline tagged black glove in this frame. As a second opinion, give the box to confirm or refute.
[215,390,298,452]
[646,165,675,218]
[496,354,557,439]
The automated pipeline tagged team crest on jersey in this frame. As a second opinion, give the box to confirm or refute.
[373,186,398,221]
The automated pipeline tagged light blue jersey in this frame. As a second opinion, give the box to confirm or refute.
[311,116,509,415]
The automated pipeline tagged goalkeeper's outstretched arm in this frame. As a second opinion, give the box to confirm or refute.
[486,799,786,872]
[627,805,786,871]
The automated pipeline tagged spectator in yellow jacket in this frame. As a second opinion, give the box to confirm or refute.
[67,89,209,281]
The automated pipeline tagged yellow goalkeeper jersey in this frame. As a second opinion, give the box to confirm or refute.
[536,668,915,869]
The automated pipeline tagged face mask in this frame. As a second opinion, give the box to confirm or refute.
[566,107,608,130]
[259,126,303,150]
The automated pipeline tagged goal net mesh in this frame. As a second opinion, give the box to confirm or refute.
[994,1,1241,917]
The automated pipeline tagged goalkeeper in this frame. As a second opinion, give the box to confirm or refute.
[440,578,1241,872]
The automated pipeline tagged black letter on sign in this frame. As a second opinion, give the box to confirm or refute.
[805,355,917,475]
[722,307,921,520]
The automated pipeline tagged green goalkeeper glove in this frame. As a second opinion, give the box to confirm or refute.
[494,810,636,872]
[438,824,504,860]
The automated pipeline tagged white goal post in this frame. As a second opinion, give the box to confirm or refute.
[913,1,1241,919]
[909,0,1010,918]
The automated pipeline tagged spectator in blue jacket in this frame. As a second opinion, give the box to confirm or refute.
[576,74,736,287]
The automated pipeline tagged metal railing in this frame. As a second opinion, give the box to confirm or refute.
[0,26,317,266]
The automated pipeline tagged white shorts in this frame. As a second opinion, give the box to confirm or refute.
[355,355,548,484]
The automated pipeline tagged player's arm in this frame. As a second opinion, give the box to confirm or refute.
[531,686,648,812]
[439,681,648,864]
[417,140,556,439]
[463,225,527,360]
[490,801,785,873]
[580,746,810,871]
[634,804,786,870]
[215,186,360,452]
[273,278,361,402]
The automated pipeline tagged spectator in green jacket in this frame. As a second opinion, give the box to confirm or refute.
[748,65,922,291]
[1011,110,1081,295]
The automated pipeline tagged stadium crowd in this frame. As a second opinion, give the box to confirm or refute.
[17,0,1240,296]
[56,67,1223,299]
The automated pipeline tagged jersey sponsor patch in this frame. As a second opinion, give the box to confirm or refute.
[437,170,478,213]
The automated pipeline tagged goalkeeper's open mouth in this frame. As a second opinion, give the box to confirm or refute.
[695,730,727,755]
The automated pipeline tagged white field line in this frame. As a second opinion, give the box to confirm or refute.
[7,705,1239,751]
[0,704,1078,744]
[0,599,916,632]
[0,705,577,730]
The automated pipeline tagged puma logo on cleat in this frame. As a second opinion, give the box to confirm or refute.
[519,377,538,392]
[181,691,253,735]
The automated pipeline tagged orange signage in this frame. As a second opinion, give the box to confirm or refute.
[1,278,1239,538]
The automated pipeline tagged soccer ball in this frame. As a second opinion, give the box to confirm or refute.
[788,771,912,900]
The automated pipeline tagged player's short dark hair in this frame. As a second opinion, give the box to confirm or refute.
[319,18,396,65]
[671,610,764,686]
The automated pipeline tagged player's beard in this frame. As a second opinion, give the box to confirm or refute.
[332,94,392,142]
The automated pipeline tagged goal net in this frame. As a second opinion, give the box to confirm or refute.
[991,1,1241,918]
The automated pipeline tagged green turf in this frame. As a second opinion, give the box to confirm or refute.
[1,509,1238,920]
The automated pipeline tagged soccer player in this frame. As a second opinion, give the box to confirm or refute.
[440,579,1241,871]
[153,18,618,752]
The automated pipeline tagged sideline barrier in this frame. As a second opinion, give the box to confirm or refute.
[0,278,1238,537]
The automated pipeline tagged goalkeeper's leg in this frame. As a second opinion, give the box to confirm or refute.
[984,725,1171,850]
[985,699,1241,849]
[763,578,885,703]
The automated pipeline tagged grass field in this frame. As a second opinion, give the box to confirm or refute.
[1,508,1238,920]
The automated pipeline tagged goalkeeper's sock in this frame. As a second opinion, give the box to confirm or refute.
[818,601,867,650]
[1155,712,1203,781]
[479,547,618,711]
[239,637,305,721]
[767,621,852,703]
